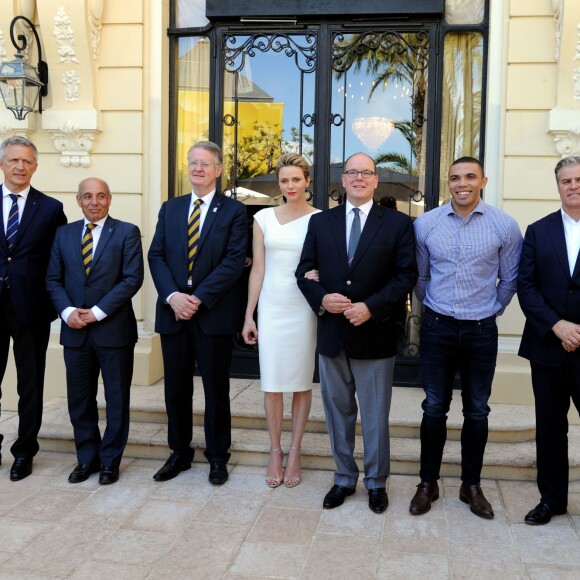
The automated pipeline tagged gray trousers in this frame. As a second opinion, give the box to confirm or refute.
[319,352,394,490]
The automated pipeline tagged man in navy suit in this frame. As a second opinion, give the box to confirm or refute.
[47,178,144,484]
[296,152,417,513]
[0,136,67,480]
[148,141,247,485]
[518,155,580,525]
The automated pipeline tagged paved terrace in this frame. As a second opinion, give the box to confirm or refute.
[0,379,579,578]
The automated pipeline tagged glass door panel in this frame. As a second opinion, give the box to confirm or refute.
[220,33,316,208]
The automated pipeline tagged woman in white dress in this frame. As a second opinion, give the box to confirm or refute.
[242,153,319,488]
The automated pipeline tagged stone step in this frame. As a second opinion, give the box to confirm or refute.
[118,379,537,443]
[36,383,580,482]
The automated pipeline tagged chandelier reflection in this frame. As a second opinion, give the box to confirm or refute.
[352,116,395,152]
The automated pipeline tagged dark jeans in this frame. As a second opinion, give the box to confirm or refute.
[419,308,498,485]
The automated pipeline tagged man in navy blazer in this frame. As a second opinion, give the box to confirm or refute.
[148,141,247,485]
[518,155,580,525]
[296,152,417,513]
[47,178,144,485]
[0,136,67,480]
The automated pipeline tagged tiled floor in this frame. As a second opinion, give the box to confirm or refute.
[1,413,580,578]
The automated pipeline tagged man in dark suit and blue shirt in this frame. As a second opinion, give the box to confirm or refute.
[0,136,66,480]
[518,156,580,525]
[148,141,247,485]
[296,152,417,513]
[410,157,522,519]
[47,178,143,484]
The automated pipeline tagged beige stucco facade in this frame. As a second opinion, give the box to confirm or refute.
[0,0,579,411]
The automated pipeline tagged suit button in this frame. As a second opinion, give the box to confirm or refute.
[7,257,12,262]
[346,280,352,285]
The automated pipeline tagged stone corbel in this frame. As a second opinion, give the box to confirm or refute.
[44,109,98,167]
[548,0,580,156]
[35,1,103,167]
[549,108,580,157]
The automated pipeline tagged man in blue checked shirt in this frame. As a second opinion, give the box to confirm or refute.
[409,157,522,519]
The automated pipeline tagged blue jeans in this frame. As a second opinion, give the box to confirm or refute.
[419,308,498,485]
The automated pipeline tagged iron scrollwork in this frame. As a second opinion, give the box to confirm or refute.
[224,33,317,73]
[331,30,429,74]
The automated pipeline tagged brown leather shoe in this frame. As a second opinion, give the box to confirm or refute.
[409,481,440,515]
[459,484,494,519]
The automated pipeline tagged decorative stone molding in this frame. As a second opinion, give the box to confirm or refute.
[574,68,580,101]
[549,109,580,156]
[53,7,79,64]
[0,27,7,61]
[49,121,97,167]
[576,24,580,60]
[89,0,104,63]
[62,70,81,102]
[553,0,564,61]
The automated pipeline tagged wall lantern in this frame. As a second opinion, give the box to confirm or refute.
[0,16,48,120]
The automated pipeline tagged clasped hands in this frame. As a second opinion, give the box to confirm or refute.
[322,293,371,327]
[67,308,98,329]
[169,292,201,321]
[553,319,580,353]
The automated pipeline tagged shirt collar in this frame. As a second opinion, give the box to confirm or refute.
[345,198,374,216]
[83,215,108,228]
[561,207,580,224]
[191,189,216,207]
[446,198,486,218]
[2,184,30,200]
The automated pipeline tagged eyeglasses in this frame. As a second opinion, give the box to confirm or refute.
[188,160,218,169]
[343,170,375,179]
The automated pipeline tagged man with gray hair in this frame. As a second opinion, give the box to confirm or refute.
[0,136,66,480]
[518,155,580,525]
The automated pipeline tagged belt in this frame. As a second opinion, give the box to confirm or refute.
[425,307,495,325]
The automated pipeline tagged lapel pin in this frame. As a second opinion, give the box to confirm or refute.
[213,207,217,213]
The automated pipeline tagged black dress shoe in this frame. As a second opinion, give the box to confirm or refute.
[409,481,440,515]
[459,484,494,519]
[99,465,119,485]
[68,462,101,484]
[524,501,567,526]
[323,484,356,509]
[208,462,228,485]
[368,487,389,513]
[153,452,192,482]
[10,457,33,481]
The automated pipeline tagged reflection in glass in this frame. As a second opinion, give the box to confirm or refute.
[440,32,483,205]
[445,0,484,24]
[330,31,429,222]
[220,34,316,208]
[175,36,211,196]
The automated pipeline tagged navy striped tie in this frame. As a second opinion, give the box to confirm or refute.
[188,199,202,280]
[82,223,96,275]
[6,194,20,251]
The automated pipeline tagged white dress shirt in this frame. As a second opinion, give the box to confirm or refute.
[2,184,30,233]
[562,207,580,276]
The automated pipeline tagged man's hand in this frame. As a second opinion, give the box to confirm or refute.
[553,319,580,351]
[78,309,97,324]
[343,302,371,326]
[168,292,201,321]
[67,309,88,329]
[322,293,352,314]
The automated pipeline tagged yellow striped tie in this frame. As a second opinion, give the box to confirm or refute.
[188,199,202,280]
[82,223,96,275]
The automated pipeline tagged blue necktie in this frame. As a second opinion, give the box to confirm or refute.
[348,207,361,264]
[6,194,20,251]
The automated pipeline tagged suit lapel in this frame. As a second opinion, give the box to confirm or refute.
[5,186,41,251]
[550,211,573,280]
[91,216,115,271]
[197,193,225,253]
[348,203,382,272]
[71,220,86,272]
[330,205,349,272]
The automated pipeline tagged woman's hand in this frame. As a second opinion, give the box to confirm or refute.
[304,269,319,282]
[242,319,258,345]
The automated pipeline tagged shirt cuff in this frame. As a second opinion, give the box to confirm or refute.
[92,306,107,321]
[61,307,75,324]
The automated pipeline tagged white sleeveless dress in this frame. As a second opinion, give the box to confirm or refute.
[254,207,320,392]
